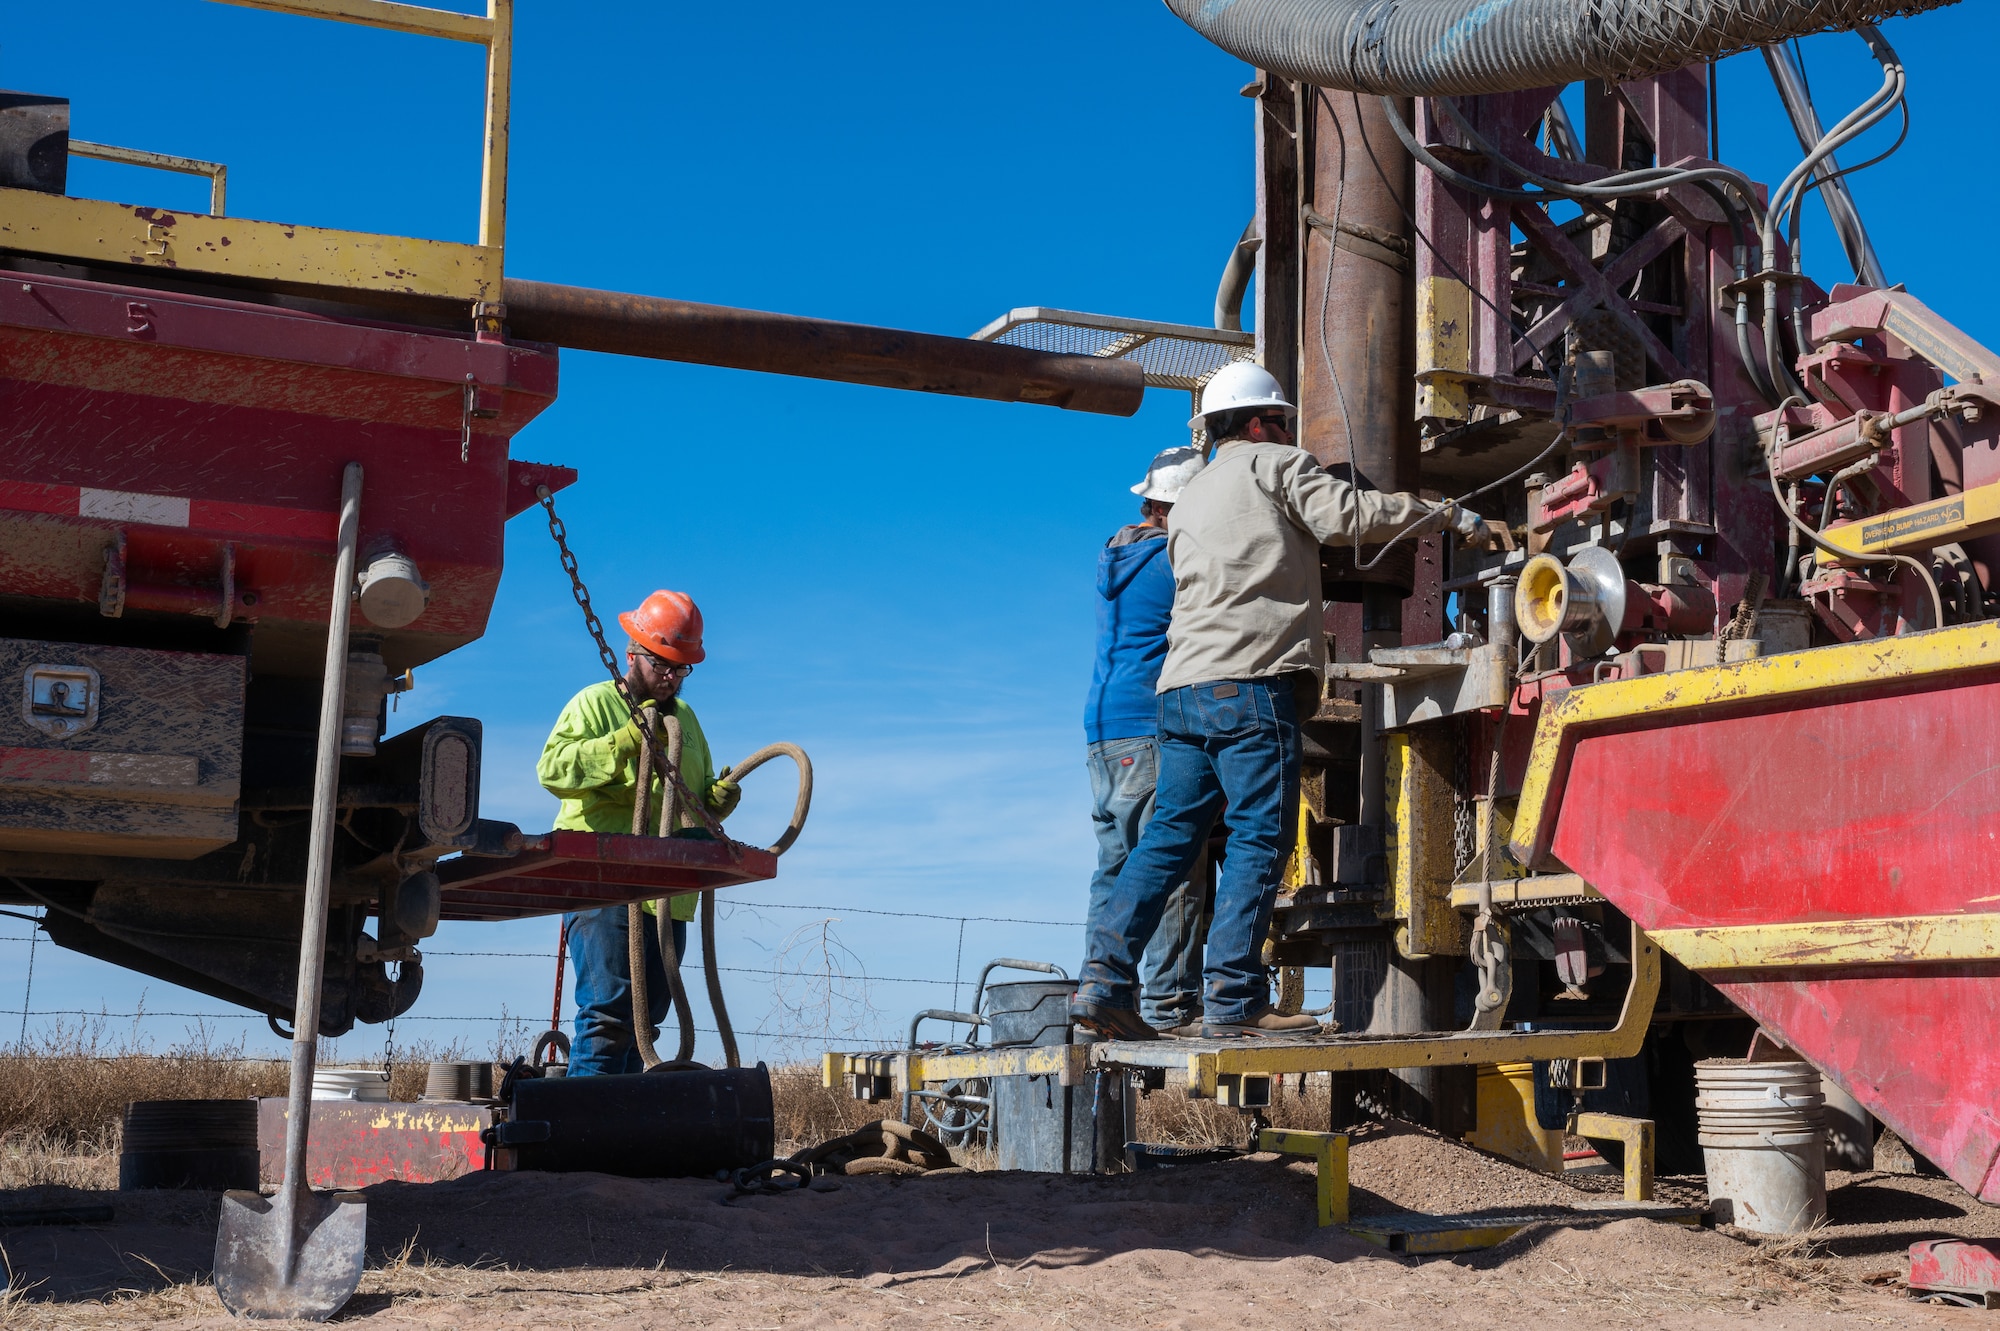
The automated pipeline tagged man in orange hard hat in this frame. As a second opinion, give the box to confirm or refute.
[538,590,742,1075]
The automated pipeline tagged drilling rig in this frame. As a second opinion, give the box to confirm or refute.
[1167,0,2000,1203]
[824,0,2000,1221]
[9,0,2000,1249]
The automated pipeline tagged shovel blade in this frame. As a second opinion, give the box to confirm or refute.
[214,1187,367,1321]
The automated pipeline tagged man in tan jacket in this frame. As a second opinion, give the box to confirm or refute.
[1070,362,1498,1040]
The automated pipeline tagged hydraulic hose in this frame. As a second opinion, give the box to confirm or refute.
[1160,0,1957,98]
[625,724,815,1072]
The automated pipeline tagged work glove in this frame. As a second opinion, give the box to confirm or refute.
[608,710,650,775]
[706,766,743,821]
[1445,504,1514,551]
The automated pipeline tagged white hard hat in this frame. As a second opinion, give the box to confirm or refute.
[1131,445,1208,503]
[1189,360,1298,429]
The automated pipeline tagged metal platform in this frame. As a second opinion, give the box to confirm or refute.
[435,830,779,921]
[969,307,1252,392]
[826,920,1658,1103]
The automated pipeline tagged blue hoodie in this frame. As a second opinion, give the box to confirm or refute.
[1085,525,1175,743]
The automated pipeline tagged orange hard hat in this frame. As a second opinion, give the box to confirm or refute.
[618,590,706,664]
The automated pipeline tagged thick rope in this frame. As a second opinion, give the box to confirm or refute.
[620,718,815,1073]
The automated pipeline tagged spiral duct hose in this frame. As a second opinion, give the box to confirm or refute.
[1162,0,1957,96]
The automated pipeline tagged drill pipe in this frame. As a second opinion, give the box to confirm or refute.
[503,279,1145,416]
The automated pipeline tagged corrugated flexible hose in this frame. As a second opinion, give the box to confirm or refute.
[1161,0,1957,96]
[626,715,814,1072]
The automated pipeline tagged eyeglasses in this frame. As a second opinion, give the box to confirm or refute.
[638,654,694,678]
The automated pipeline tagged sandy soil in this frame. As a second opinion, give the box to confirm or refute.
[0,1123,1980,1329]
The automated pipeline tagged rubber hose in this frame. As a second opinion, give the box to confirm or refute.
[628,716,662,1070]
[724,742,814,856]
[696,735,812,1071]
[700,891,739,1069]
[629,730,814,1072]
[658,714,698,1065]
[1160,0,1956,97]
[626,709,696,1070]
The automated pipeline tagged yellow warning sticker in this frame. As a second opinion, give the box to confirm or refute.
[1862,498,1965,547]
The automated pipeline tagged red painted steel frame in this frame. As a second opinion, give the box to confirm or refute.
[0,270,565,669]
[435,830,779,922]
[1549,670,2000,1201]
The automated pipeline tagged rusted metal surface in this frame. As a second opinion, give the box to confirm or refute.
[255,1097,489,1189]
[0,639,241,858]
[1253,74,1301,404]
[434,829,778,921]
[1300,90,1419,594]
[501,280,1144,417]
[0,269,562,676]
[1300,89,1416,491]
[1519,624,2000,1201]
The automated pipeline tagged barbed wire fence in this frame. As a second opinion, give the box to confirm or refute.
[0,895,1129,1063]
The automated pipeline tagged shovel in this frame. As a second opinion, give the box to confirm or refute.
[215,462,369,1320]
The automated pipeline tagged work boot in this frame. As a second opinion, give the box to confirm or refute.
[1068,995,1162,1042]
[1202,1007,1327,1039]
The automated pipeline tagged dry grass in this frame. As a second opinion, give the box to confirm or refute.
[767,1062,886,1154]
[0,1025,481,1188]
[1132,1072,1332,1147]
[0,1035,1335,1192]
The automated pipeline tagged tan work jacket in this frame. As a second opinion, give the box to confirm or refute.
[1157,438,1449,693]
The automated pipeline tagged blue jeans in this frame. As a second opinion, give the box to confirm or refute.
[1087,736,1207,1028]
[1078,678,1299,1024]
[565,905,691,1076]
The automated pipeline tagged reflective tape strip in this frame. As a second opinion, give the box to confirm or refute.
[78,488,191,527]
[0,480,333,541]
[0,747,198,787]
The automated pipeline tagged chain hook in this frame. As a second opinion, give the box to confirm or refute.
[531,485,739,853]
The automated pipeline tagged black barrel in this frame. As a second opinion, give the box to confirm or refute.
[506,1064,773,1177]
[119,1099,260,1190]
[985,980,1132,1174]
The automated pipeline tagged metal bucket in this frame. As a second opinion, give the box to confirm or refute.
[119,1099,260,1190]
[1696,1059,1828,1234]
[983,979,1075,1046]
[984,979,1131,1174]
[505,1063,774,1177]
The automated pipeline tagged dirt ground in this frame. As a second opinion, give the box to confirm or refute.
[1,1122,1990,1329]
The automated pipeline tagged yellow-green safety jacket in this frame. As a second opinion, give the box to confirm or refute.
[537,679,715,922]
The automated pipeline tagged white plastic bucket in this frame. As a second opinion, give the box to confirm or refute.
[311,1068,392,1102]
[1696,1058,1827,1234]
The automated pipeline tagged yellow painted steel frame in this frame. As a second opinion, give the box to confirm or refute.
[822,1043,1087,1093]
[826,922,1658,1105]
[1258,1129,1350,1226]
[68,141,228,216]
[1573,1113,1655,1202]
[1134,921,1655,1099]
[1509,619,2000,871]
[1817,481,2000,560]
[0,0,510,304]
[1650,913,2000,970]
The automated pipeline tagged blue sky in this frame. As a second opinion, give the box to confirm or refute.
[8,2,1998,1066]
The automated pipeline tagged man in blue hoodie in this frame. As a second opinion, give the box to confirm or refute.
[1084,444,1209,1035]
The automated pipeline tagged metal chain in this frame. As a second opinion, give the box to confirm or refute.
[460,376,475,464]
[533,485,736,849]
[380,1003,396,1084]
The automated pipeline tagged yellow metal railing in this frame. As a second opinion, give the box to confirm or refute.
[68,141,228,216]
[0,0,511,305]
[207,0,512,251]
